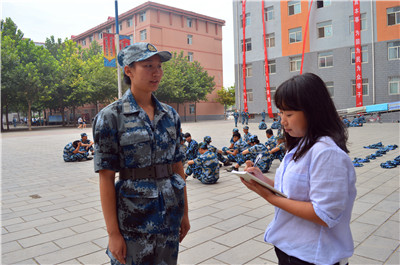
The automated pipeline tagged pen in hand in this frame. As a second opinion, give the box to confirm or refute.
[253,153,263,168]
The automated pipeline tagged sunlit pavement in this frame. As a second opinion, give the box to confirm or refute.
[1,120,399,264]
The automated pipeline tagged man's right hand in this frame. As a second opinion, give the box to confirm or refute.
[108,233,126,264]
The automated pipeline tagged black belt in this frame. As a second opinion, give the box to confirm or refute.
[119,164,173,180]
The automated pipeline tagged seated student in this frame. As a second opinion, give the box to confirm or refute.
[359,114,366,124]
[222,128,240,154]
[225,132,247,171]
[265,129,277,150]
[187,142,220,184]
[227,135,267,172]
[180,132,187,163]
[342,116,350,128]
[203,136,232,167]
[79,133,94,154]
[63,140,91,162]
[255,134,286,173]
[271,116,282,135]
[184,132,198,176]
[349,115,363,127]
[259,119,267,130]
[243,126,252,146]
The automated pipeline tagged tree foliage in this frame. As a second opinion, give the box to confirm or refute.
[216,86,235,119]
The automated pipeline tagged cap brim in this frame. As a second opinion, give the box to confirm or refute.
[137,51,172,63]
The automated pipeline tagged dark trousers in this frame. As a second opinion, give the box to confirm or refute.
[275,247,346,265]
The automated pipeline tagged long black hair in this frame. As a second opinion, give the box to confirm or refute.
[274,73,349,161]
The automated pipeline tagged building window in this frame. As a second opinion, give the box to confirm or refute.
[288,1,301,15]
[82,39,86,46]
[387,6,400,26]
[317,0,331,8]
[89,36,93,43]
[106,27,112,33]
[264,60,276,74]
[265,6,274,21]
[290,56,302,72]
[289,27,302,43]
[189,104,195,114]
[98,32,103,39]
[187,35,193,45]
[266,86,277,101]
[240,13,251,27]
[188,52,194,62]
[241,38,252,52]
[187,18,193,28]
[351,46,368,64]
[119,23,123,31]
[266,33,275,47]
[247,89,253,102]
[140,29,147,41]
[388,41,400,60]
[245,64,253,77]
[325,81,334,97]
[317,21,332,38]
[139,11,146,22]
[318,51,333,68]
[389,77,400,95]
[350,13,367,32]
[127,18,133,27]
[352,79,369,96]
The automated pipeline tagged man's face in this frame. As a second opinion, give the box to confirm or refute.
[82,136,87,141]
[185,136,191,142]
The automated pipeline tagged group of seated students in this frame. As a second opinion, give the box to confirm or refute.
[63,133,94,162]
[181,126,285,184]
[342,114,366,127]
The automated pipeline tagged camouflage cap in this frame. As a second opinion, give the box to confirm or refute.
[198,142,208,149]
[232,128,239,133]
[243,125,249,130]
[249,135,258,143]
[117,42,172,67]
[81,133,87,137]
[203,136,212,143]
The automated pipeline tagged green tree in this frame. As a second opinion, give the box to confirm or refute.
[156,51,215,119]
[215,86,236,120]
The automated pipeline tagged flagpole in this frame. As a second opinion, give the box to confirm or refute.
[115,0,122,99]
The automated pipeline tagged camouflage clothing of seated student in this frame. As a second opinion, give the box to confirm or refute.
[226,133,246,163]
[203,136,231,166]
[259,120,267,130]
[63,140,88,162]
[222,128,239,155]
[79,132,94,154]
[242,125,252,147]
[246,135,267,161]
[184,133,199,176]
[187,142,220,184]
[256,135,286,173]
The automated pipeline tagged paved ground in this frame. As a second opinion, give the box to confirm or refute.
[1,120,399,265]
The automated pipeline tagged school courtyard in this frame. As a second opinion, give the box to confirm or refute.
[1,120,399,264]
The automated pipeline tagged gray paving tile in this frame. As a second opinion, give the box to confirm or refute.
[2,242,60,264]
[34,242,100,264]
[354,235,399,262]
[214,239,269,264]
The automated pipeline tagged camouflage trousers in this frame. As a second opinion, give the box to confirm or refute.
[63,152,87,162]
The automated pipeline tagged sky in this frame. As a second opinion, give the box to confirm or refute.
[2,0,237,87]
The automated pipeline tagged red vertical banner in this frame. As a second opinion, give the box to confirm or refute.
[103,33,131,67]
[242,0,248,112]
[300,0,313,74]
[353,0,363,107]
[261,0,273,118]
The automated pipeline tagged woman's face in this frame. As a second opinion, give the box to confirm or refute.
[279,110,308,138]
[125,55,163,93]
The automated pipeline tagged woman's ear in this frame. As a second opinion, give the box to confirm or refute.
[124,65,133,77]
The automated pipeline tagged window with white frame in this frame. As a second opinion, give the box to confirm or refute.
[187,35,193,45]
[247,88,253,102]
[289,27,302,43]
[290,56,302,72]
[318,51,333,68]
[245,64,253,77]
[98,32,103,39]
[119,23,122,31]
[139,11,146,22]
[188,52,194,62]
[317,21,332,38]
[266,60,276,74]
[187,18,193,28]
[140,29,147,41]
[387,6,400,26]
[106,27,112,33]
[266,33,275,47]
[388,41,400,60]
[350,13,367,32]
[351,46,368,64]
[325,81,334,97]
[265,6,274,21]
[82,39,86,46]
[266,86,277,101]
[352,79,369,96]
[127,18,133,27]
[317,0,331,8]
[240,13,251,27]
[241,38,252,52]
[389,77,400,95]
[89,36,93,43]
[288,1,301,15]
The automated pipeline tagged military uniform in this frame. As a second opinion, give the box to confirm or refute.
[258,121,267,130]
[63,142,87,162]
[243,132,252,146]
[241,110,246,124]
[233,111,239,127]
[185,139,198,176]
[192,150,220,184]
[256,142,286,173]
[265,135,277,149]
[93,89,185,265]
[247,142,267,161]
[227,139,246,164]
[80,138,94,153]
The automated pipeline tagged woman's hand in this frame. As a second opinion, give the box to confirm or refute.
[108,233,126,264]
[179,214,190,242]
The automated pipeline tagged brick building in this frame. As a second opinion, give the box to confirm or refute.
[72,1,225,122]
[233,0,400,122]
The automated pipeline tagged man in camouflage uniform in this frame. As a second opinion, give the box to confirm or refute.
[227,135,266,172]
[259,119,267,130]
[63,140,89,162]
[243,125,252,147]
[187,142,220,184]
[225,132,247,172]
[184,132,199,177]
[233,109,239,127]
[203,136,232,167]
[265,129,277,150]
[241,110,246,125]
[256,134,286,173]
[79,132,94,155]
